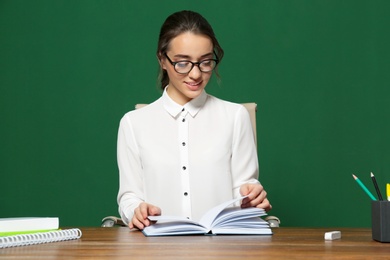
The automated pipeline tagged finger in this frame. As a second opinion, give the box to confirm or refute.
[256,198,271,211]
[245,184,263,198]
[240,184,257,205]
[128,222,134,229]
[134,205,150,227]
[131,216,145,230]
[139,203,150,219]
[242,190,267,208]
[239,183,251,196]
[149,206,161,216]
[242,191,268,208]
[244,190,262,204]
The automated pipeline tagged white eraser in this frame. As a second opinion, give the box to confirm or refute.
[324,231,341,240]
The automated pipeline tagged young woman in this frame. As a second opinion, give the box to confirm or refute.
[117,10,271,230]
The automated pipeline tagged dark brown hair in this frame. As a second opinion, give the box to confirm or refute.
[157,10,224,90]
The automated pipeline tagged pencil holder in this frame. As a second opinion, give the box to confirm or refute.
[371,201,390,242]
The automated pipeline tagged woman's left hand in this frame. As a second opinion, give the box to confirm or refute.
[240,183,272,211]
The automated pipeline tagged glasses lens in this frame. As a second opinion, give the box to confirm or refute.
[174,62,192,74]
[199,60,217,72]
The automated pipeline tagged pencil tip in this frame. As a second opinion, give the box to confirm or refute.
[352,174,357,179]
[370,172,374,177]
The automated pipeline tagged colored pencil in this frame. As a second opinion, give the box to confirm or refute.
[352,174,376,201]
[370,172,383,201]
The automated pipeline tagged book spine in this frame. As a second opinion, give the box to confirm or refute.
[0,228,82,249]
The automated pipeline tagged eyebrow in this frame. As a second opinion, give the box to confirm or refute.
[173,52,214,60]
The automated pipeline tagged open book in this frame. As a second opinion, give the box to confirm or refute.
[142,196,272,236]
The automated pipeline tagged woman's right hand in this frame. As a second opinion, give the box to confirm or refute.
[129,202,161,230]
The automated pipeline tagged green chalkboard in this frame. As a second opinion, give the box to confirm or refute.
[1,0,389,227]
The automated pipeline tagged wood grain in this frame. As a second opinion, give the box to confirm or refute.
[1,227,389,259]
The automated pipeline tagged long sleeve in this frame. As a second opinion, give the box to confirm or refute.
[231,105,260,199]
[117,115,144,225]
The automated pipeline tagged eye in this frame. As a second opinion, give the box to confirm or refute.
[176,61,190,68]
[200,60,215,68]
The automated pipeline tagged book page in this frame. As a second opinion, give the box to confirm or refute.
[211,206,266,228]
[147,215,202,227]
[142,222,207,236]
[198,196,245,229]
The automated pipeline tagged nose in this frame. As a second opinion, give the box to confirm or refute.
[188,64,202,79]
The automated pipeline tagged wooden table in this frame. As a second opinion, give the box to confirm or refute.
[1,227,389,259]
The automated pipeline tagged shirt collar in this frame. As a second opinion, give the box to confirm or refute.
[162,86,207,118]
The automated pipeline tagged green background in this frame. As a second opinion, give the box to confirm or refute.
[1,0,389,228]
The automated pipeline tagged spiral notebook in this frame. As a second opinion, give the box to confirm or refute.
[0,228,82,249]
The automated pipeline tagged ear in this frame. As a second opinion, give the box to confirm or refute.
[157,53,167,70]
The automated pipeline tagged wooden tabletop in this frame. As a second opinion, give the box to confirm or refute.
[1,227,389,259]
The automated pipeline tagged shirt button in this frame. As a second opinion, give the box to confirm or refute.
[182,118,185,122]
[182,108,185,112]
[182,142,186,146]
[184,192,188,196]
[182,166,186,170]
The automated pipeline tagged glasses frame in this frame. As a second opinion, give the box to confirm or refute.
[164,52,219,74]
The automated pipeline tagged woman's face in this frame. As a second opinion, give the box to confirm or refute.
[161,32,214,105]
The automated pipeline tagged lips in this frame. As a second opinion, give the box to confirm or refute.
[185,80,203,91]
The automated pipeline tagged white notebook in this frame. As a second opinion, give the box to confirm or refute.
[0,217,59,234]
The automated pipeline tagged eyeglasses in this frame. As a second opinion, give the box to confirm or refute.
[164,53,219,74]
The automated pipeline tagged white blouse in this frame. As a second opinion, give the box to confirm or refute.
[117,89,260,224]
